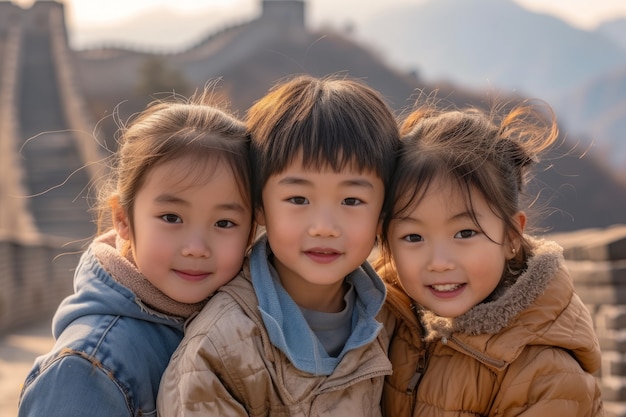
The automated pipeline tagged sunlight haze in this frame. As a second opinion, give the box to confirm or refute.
[11,0,626,31]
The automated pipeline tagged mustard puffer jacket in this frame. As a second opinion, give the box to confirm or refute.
[381,237,604,417]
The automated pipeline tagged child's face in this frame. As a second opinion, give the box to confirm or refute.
[117,157,251,304]
[257,159,384,312]
[388,177,517,318]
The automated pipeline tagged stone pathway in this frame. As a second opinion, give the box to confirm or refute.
[0,318,54,417]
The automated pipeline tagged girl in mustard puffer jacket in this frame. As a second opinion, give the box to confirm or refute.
[375,100,604,416]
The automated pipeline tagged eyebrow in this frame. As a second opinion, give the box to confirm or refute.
[397,210,476,224]
[217,203,247,213]
[277,176,375,189]
[155,194,247,212]
[155,194,187,205]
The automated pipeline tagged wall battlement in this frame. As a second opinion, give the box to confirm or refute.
[550,225,626,416]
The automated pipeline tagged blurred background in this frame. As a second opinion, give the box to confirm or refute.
[1,0,626,415]
[3,0,625,240]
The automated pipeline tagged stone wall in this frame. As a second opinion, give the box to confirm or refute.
[48,4,103,184]
[0,9,38,238]
[549,224,626,417]
[0,232,81,333]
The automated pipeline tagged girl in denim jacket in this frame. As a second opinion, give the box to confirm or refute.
[18,87,254,417]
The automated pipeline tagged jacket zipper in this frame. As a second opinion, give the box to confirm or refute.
[405,303,430,395]
[405,348,426,394]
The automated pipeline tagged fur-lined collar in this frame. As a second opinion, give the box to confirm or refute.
[420,237,563,341]
[93,229,207,319]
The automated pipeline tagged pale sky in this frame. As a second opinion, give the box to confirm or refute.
[11,0,626,31]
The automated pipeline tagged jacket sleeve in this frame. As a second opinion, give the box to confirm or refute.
[157,332,250,417]
[493,346,603,417]
[18,355,131,417]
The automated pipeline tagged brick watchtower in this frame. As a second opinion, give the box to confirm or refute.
[260,0,305,27]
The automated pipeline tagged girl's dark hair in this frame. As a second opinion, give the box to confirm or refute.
[246,74,400,209]
[377,100,559,283]
[96,87,252,242]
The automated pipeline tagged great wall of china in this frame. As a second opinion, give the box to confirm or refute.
[1,1,625,415]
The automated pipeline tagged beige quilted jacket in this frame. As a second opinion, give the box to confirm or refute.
[157,264,395,417]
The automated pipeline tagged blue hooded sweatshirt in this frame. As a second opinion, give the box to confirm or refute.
[18,231,202,417]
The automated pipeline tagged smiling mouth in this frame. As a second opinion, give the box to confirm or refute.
[308,250,339,255]
[175,270,210,282]
[430,283,463,292]
[304,249,341,264]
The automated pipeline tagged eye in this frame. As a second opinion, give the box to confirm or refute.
[161,214,182,224]
[455,229,477,239]
[288,196,308,205]
[215,219,236,229]
[402,234,423,243]
[342,197,363,206]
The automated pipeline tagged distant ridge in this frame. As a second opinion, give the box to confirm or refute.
[357,0,626,176]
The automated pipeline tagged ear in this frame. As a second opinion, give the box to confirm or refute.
[110,195,130,240]
[506,211,527,259]
[376,216,383,236]
[255,206,266,227]
[513,211,527,235]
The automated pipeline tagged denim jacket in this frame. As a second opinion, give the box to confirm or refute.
[18,245,187,417]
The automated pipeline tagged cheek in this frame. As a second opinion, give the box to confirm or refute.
[396,261,415,285]
[136,236,169,264]
[265,215,294,239]
[395,266,422,301]
[220,236,249,269]
[482,257,507,283]
[390,247,418,284]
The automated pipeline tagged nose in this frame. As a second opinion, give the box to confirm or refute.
[308,206,340,238]
[426,242,455,272]
[181,232,211,258]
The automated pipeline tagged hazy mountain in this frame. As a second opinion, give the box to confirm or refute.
[554,65,626,170]
[356,0,626,174]
[597,17,626,51]
[357,0,626,100]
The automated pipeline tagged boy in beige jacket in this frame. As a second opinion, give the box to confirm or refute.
[158,74,401,416]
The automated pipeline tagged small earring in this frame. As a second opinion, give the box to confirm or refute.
[511,247,516,255]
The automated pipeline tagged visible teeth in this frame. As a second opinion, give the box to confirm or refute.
[431,284,461,292]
